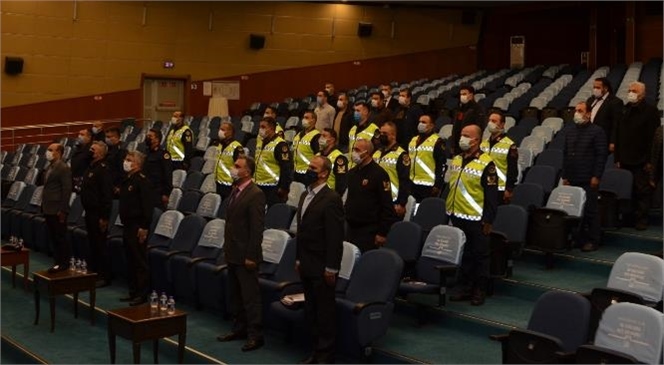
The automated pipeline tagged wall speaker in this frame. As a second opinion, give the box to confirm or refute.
[357,22,373,37]
[461,10,477,25]
[5,57,23,75]
[249,34,265,50]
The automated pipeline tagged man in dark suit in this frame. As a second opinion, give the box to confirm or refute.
[42,143,73,273]
[296,155,344,364]
[587,77,623,148]
[332,93,355,151]
[217,156,266,352]
[381,84,399,113]
[451,84,486,155]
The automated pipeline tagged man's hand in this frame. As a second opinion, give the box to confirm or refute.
[609,143,615,153]
[277,188,289,202]
[57,211,67,224]
[482,222,492,236]
[644,163,653,173]
[137,228,148,244]
[590,177,600,189]
[394,204,406,217]
[99,219,109,232]
[161,195,169,207]
[562,179,570,186]
[324,271,336,287]
[244,259,257,270]
[374,235,386,247]
[113,187,120,195]
[503,190,513,203]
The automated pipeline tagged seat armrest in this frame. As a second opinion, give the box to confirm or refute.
[212,264,228,274]
[276,280,302,291]
[187,257,209,267]
[488,333,508,342]
[166,250,188,258]
[554,351,576,363]
[434,264,458,273]
[353,301,388,315]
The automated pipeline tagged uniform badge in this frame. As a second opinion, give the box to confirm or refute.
[185,130,192,142]
[488,165,496,174]
[337,165,346,174]
[487,175,497,185]
[362,179,369,186]
[383,181,390,192]
[336,157,345,166]
[282,152,290,161]
[128,185,134,192]
[164,153,171,160]
[402,154,411,167]
[282,145,289,153]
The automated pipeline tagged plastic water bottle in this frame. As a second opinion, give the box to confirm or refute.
[167,296,175,315]
[75,259,83,273]
[150,291,159,310]
[69,257,76,272]
[81,260,87,274]
[159,292,168,311]
[9,236,16,245]
[17,238,23,249]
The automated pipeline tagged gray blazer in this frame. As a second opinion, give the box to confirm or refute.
[223,182,266,265]
[41,159,72,215]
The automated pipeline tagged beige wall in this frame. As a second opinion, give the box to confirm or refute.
[1,1,481,107]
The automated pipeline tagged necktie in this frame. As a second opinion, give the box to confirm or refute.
[227,187,240,208]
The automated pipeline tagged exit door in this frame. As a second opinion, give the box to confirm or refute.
[143,78,186,122]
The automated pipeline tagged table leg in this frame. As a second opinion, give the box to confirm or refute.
[133,342,141,364]
[49,296,55,332]
[11,265,16,288]
[90,288,96,325]
[33,284,40,325]
[153,339,159,364]
[73,292,79,319]
[23,261,28,291]
[178,332,186,364]
[108,326,116,364]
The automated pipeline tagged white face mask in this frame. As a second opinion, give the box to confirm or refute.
[573,112,586,124]
[319,138,328,148]
[417,122,428,134]
[230,167,241,181]
[336,100,344,109]
[460,94,471,104]
[592,88,603,98]
[170,117,179,125]
[351,151,364,165]
[487,121,502,134]
[371,99,379,108]
[398,96,407,106]
[459,136,472,151]
[259,128,268,139]
[263,113,270,118]
[627,91,638,103]
[218,130,226,140]
[302,119,311,129]
[123,160,133,172]
[325,87,332,94]
[92,127,100,134]
[45,151,54,161]
[316,96,324,105]
[382,90,390,98]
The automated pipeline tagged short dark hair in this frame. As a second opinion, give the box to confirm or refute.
[239,155,256,175]
[370,91,385,100]
[489,110,505,124]
[354,101,369,111]
[594,77,613,93]
[318,90,329,98]
[264,106,277,115]
[399,88,412,98]
[149,128,163,143]
[105,127,121,137]
[304,110,317,121]
[459,84,475,94]
[323,128,338,141]
[261,116,277,129]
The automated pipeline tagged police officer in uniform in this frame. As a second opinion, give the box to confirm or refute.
[348,102,380,169]
[166,111,194,171]
[373,121,411,218]
[480,112,518,204]
[104,127,127,196]
[254,117,293,207]
[317,128,348,195]
[409,114,446,202]
[215,121,245,200]
[293,111,321,183]
[345,138,397,253]
[145,128,173,209]
[81,142,113,287]
[447,125,498,306]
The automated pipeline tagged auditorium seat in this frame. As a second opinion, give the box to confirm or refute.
[531,126,554,143]
[195,193,221,219]
[11,186,43,246]
[177,190,202,215]
[411,197,448,238]
[264,203,296,230]
[598,168,633,229]
[200,158,215,175]
[520,136,546,157]
[2,183,33,239]
[523,165,557,196]
[383,221,423,271]
[527,186,586,254]
[198,174,217,194]
[534,148,563,175]
[489,204,528,281]
[166,188,183,210]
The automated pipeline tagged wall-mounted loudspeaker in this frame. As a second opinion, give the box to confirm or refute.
[357,22,373,37]
[461,10,477,25]
[5,57,23,75]
[249,34,265,50]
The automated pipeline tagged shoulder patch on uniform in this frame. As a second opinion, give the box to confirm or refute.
[336,157,345,166]
[488,165,496,174]
[402,154,411,166]
[383,180,390,192]
[337,165,346,174]
[282,144,289,153]
[164,153,171,160]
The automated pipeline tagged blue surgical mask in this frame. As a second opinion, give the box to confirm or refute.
[353,111,361,122]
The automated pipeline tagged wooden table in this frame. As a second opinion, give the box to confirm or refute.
[32,269,97,332]
[1,247,29,290]
[107,304,187,364]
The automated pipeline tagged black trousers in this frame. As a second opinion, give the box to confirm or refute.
[623,163,653,226]
[45,214,70,267]
[346,223,379,253]
[216,183,233,201]
[259,185,285,208]
[450,217,489,292]
[122,223,149,298]
[85,212,110,281]
[572,184,600,245]
[302,274,337,363]
[412,184,434,203]
[227,263,263,340]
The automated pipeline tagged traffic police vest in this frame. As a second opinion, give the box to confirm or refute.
[292,129,320,174]
[348,122,378,168]
[166,125,192,161]
[373,146,406,201]
[408,134,439,186]
[320,149,343,191]
[215,140,243,185]
[480,136,513,192]
[446,153,493,221]
[254,137,285,186]
[256,124,284,151]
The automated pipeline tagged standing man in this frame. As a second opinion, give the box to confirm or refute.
[480,112,518,204]
[451,84,486,155]
[217,156,266,352]
[562,102,607,252]
[318,128,348,195]
[381,84,399,112]
[347,102,380,169]
[292,111,321,183]
[332,93,354,150]
[296,155,344,364]
[92,121,105,142]
[71,128,93,193]
[613,81,660,230]
[324,82,338,111]
[166,111,194,171]
[215,121,244,200]
[345,139,397,253]
[261,106,285,141]
[254,117,292,207]
[374,121,411,218]
[587,77,622,148]
[314,90,336,132]
[118,151,155,306]
[369,91,393,126]
[42,143,73,273]
[104,127,127,196]
[447,125,498,306]
[144,128,173,209]
[80,141,113,287]
[393,88,424,148]
[408,114,446,202]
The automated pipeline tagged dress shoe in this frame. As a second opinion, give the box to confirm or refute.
[470,290,486,306]
[47,265,68,273]
[241,338,264,352]
[581,242,598,252]
[216,332,247,342]
[449,290,472,302]
[299,355,318,364]
[119,295,137,302]
[129,297,147,306]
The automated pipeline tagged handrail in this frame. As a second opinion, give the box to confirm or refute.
[0,117,146,132]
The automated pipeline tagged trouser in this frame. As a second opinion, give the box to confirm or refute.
[412,184,434,202]
[450,217,489,292]
[497,191,506,205]
[122,223,149,298]
[573,184,600,245]
[85,212,110,281]
[622,163,653,226]
[302,274,337,363]
[259,186,285,208]
[346,222,379,253]
[45,214,70,267]
[216,183,233,201]
[227,263,263,340]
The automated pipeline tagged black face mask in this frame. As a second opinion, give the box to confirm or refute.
[145,138,152,148]
[301,169,319,187]
[379,134,389,146]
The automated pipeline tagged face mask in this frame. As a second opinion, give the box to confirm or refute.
[573,112,586,124]
[170,117,179,125]
[336,100,344,109]
[460,94,471,104]
[627,92,638,103]
[319,138,328,148]
[302,119,311,129]
[259,128,268,139]
[263,113,270,118]
[92,127,100,134]
[417,122,428,134]
[302,169,319,187]
[398,96,407,106]
[371,99,379,108]
[459,136,472,151]
[77,136,85,144]
[123,160,133,172]
[218,130,226,140]
[45,151,54,161]
[105,138,113,146]
[230,167,241,181]
[325,87,332,94]
[353,111,361,122]
[379,134,389,146]
[592,88,603,98]
[487,121,502,134]
[351,151,364,165]
[382,90,389,98]
[316,96,324,105]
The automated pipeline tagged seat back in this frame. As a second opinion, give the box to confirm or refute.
[402,195,417,221]
[527,291,591,352]
[345,249,404,304]
[384,221,423,263]
[23,168,39,185]
[546,185,586,218]
[338,241,361,292]
[520,135,546,156]
[178,191,202,213]
[534,149,563,172]
[600,168,633,200]
[200,159,215,175]
[203,146,219,161]
[195,193,221,218]
[172,169,187,189]
[3,181,26,206]
[492,204,528,243]
[183,171,204,191]
[593,302,664,364]
[270,238,298,282]
[199,174,217,194]
[169,214,207,252]
[188,156,205,172]
[152,210,185,242]
[412,197,448,232]
[421,225,465,266]
[167,188,183,210]
[287,182,306,207]
[260,229,291,273]
[608,252,664,303]
[524,165,557,194]
[11,184,35,211]
[28,186,44,208]
[541,117,563,133]
[265,203,296,230]
[531,126,553,143]
[510,182,545,211]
